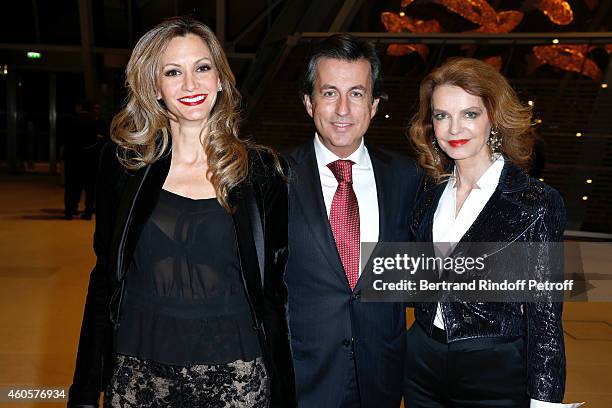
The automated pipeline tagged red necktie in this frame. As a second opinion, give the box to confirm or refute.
[327,160,360,290]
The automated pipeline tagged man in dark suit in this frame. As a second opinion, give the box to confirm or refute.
[285,34,422,407]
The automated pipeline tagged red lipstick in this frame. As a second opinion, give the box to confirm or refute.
[448,139,469,147]
[177,94,207,106]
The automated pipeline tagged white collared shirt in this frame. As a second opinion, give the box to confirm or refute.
[431,156,582,408]
[433,155,505,329]
[313,134,379,276]
[432,155,505,249]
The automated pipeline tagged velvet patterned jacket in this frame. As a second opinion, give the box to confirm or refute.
[67,143,296,407]
[410,162,566,403]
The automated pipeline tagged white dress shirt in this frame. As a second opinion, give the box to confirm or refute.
[313,134,379,277]
[432,155,505,328]
[432,155,582,408]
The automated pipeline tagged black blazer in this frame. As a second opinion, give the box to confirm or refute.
[285,140,422,407]
[410,161,566,402]
[68,143,297,407]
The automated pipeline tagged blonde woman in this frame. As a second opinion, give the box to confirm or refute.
[67,17,295,408]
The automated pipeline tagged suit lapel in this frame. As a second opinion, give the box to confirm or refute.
[452,162,539,256]
[231,183,265,304]
[411,182,445,243]
[112,152,171,282]
[352,147,390,291]
[290,143,346,283]
[368,147,389,241]
[459,192,539,244]
[233,183,265,288]
[425,185,445,243]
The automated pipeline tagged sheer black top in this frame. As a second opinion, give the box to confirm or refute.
[115,189,261,365]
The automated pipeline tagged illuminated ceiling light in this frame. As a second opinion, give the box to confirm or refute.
[582,196,588,201]
[535,118,542,124]
[18,82,22,87]
[528,100,534,106]
[2,64,7,75]
[27,51,41,59]
[385,114,390,119]
[575,132,582,137]
[586,179,593,184]
[552,38,560,44]
[399,11,405,17]
[539,178,544,182]
[602,83,609,89]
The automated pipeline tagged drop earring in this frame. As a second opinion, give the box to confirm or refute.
[432,138,441,165]
[487,128,502,160]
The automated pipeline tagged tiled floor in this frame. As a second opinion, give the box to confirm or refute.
[0,173,611,407]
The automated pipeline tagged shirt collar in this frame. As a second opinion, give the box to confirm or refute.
[313,133,370,169]
[449,155,505,191]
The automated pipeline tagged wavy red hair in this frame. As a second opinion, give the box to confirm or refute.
[409,57,534,181]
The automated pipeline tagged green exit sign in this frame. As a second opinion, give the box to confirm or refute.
[27,52,42,59]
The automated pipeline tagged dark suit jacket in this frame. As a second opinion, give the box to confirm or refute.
[285,140,422,407]
[68,143,296,407]
[410,161,566,402]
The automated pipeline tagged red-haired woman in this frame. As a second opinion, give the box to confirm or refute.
[406,57,573,407]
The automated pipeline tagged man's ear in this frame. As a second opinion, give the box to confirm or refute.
[370,97,380,119]
[304,94,314,118]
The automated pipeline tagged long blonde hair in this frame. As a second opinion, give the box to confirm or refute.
[111,16,270,210]
[409,57,534,181]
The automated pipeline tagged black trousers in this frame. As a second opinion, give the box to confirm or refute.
[404,322,529,408]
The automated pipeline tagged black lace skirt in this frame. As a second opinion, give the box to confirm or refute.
[104,354,269,408]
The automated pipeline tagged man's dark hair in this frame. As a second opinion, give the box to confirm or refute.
[300,33,383,102]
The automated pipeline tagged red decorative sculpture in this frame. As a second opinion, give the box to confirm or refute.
[385,0,605,82]
[527,0,573,25]
[483,56,503,70]
[381,12,441,59]
[533,45,602,80]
